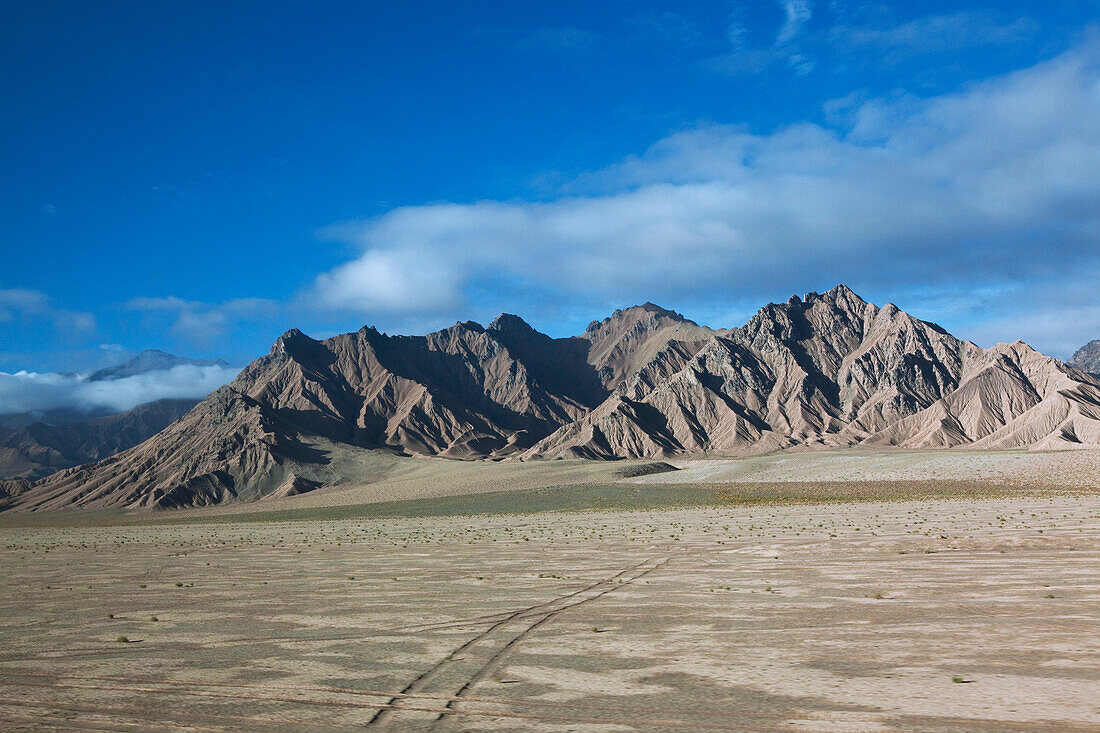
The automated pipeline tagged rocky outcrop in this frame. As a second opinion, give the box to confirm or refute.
[582,302,718,389]
[1070,340,1100,374]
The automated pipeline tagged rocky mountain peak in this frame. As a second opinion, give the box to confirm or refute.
[429,321,486,340]
[276,327,306,342]
[488,313,536,334]
[824,283,863,301]
[1070,339,1100,373]
[8,289,1100,512]
[584,302,693,337]
[272,328,319,356]
[745,285,876,333]
[637,301,684,318]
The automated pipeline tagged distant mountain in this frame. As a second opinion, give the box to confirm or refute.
[0,407,116,430]
[87,350,230,381]
[0,350,231,429]
[1070,340,1100,374]
[0,398,198,480]
[5,286,1100,512]
[0,349,231,482]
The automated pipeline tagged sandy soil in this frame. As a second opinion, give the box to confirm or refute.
[2,492,1098,731]
[162,450,657,517]
[633,449,1100,489]
[63,447,1097,522]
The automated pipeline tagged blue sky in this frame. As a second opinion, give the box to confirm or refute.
[3,1,1099,392]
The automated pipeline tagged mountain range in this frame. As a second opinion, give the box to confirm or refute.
[1070,340,1100,374]
[0,399,198,480]
[0,350,229,431]
[0,350,230,481]
[85,350,229,381]
[3,286,1099,512]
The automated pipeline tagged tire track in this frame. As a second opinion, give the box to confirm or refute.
[10,605,1057,664]
[434,557,670,726]
[0,572,644,662]
[0,562,667,663]
[367,556,668,728]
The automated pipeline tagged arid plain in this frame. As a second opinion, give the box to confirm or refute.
[2,450,1099,732]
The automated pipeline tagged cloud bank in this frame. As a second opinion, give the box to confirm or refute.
[0,364,241,415]
[309,39,1100,354]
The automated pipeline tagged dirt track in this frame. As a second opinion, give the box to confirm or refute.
[2,494,1098,731]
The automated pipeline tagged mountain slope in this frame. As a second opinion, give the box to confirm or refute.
[1070,340,1100,374]
[0,407,116,430]
[524,286,1100,459]
[2,318,611,510]
[7,388,304,511]
[237,322,601,458]
[0,398,197,480]
[583,302,719,389]
[865,342,1100,448]
[5,287,1100,512]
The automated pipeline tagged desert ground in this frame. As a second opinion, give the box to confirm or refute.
[2,450,1099,731]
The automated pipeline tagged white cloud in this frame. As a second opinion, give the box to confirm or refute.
[777,0,813,45]
[126,296,279,345]
[930,277,1100,359]
[308,39,1100,354]
[310,248,463,314]
[0,289,49,320]
[0,288,96,335]
[0,364,241,415]
[712,1,815,75]
[829,12,1039,62]
[713,7,1038,78]
[726,19,749,49]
